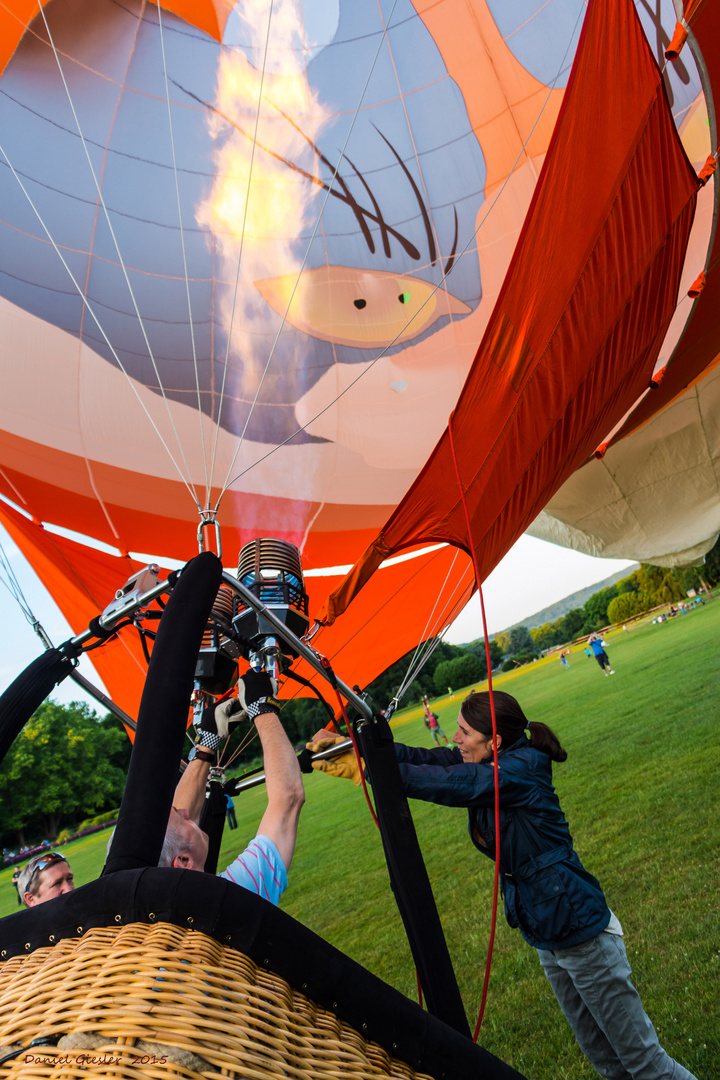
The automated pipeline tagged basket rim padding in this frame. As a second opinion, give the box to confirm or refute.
[0,868,525,1080]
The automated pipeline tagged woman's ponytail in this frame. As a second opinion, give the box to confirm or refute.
[527,721,567,762]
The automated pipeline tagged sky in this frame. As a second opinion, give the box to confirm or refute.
[0,523,635,714]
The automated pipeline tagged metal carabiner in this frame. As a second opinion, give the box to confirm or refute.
[197,511,223,560]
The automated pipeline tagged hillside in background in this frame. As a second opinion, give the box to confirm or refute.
[494,564,639,636]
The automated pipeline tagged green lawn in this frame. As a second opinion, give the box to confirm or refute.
[1,603,717,1078]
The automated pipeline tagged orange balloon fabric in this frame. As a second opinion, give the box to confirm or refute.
[321,0,699,624]
[0,497,473,718]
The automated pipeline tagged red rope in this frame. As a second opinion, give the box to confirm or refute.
[446,419,501,1042]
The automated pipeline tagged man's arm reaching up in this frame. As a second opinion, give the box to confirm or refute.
[254,710,305,870]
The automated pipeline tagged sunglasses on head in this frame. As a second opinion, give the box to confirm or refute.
[27,851,66,886]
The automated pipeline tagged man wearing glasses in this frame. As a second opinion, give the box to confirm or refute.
[16,852,74,907]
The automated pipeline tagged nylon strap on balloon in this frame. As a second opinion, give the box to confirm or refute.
[332,685,428,1012]
[447,418,501,1041]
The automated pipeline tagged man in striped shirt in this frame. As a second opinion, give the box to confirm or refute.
[163,670,305,906]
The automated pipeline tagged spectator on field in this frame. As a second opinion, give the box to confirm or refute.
[588,634,615,676]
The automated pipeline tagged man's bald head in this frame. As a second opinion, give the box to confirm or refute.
[160,808,209,871]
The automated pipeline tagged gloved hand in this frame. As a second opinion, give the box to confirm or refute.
[214,697,245,738]
[306,732,363,786]
[237,669,280,721]
[195,696,243,750]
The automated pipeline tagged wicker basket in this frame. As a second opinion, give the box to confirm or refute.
[0,921,433,1080]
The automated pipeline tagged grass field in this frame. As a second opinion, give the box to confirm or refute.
[1,603,717,1078]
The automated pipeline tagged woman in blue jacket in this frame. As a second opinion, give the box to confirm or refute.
[393,690,697,1080]
[311,690,697,1079]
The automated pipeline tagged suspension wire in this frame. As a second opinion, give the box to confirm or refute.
[36,4,202,510]
[306,546,475,710]
[0,532,140,737]
[207,0,276,499]
[220,723,260,772]
[392,632,447,707]
[219,3,585,497]
[392,549,466,704]
[0,537,37,627]
[395,550,461,682]
[214,0,402,507]
[0,139,205,507]
[388,555,476,711]
[392,570,474,706]
[447,420,500,1041]
[156,2,211,506]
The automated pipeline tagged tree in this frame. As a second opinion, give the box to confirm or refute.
[465,638,503,671]
[493,631,511,656]
[703,535,720,585]
[451,653,484,689]
[0,701,128,844]
[434,654,483,695]
[606,590,655,624]
[636,564,685,604]
[433,659,455,696]
[487,638,504,669]
[274,696,333,747]
[532,622,559,651]
[509,625,533,654]
[581,586,619,631]
[556,607,585,643]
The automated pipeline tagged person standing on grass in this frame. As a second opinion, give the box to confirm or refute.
[310,690,697,1080]
[428,711,449,747]
[588,634,615,676]
[423,695,449,746]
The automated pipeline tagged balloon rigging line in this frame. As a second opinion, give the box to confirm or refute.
[36,4,203,511]
[447,418,500,1039]
[0,536,36,627]
[393,563,476,705]
[219,2,583,495]
[392,548,465,704]
[395,552,479,704]
[221,724,260,772]
[0,139,202,512]
[214,0,402,507]
[0,529,145,695]
[314,546,474,705]
[207,0,277,503]
[156,2,211,507]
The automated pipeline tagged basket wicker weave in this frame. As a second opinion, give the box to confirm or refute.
[0,921,433,1080]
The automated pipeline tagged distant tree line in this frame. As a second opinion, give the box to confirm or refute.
[503,537,719,657]
[282,539,720,725]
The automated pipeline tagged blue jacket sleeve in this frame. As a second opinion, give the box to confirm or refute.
[394,743,462,767]
[395,744,536,809]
